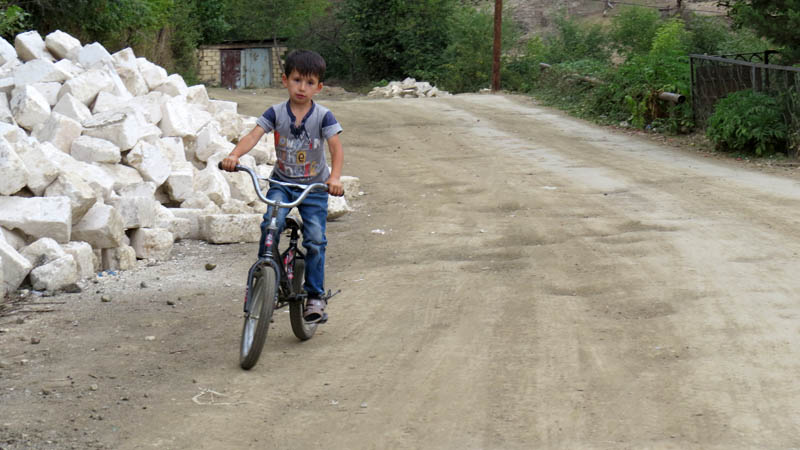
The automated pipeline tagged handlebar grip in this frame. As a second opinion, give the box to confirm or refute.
[218,162,244,172]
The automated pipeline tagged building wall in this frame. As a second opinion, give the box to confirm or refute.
[196,45,287,88]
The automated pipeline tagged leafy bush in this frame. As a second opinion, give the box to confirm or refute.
[542,13,609,64]
[0,2,29,40]
[706,89,788,155]
[609,6,662,55]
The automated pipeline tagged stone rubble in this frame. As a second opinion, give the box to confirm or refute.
[367,77,451,99]
[0,30,359,295]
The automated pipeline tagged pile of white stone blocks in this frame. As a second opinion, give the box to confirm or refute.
[0,30,357,296]
[367,77,451,99]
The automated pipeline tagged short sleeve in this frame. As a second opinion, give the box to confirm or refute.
[321,111,343,140]
[256,107,277,132]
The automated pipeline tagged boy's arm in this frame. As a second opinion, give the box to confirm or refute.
[221,126,266,171]
[326,133,344,197]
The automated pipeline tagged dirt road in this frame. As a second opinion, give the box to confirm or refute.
[2,89,800,449]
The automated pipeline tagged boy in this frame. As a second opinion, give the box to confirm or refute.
[221,50,344,323]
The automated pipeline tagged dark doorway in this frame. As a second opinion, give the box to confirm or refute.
[221,49,241,89]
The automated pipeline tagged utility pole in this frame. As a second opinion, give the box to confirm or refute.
[492,0,502,92]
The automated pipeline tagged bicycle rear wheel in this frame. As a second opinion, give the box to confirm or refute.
[289,258,318,340]
[240,264,277,370]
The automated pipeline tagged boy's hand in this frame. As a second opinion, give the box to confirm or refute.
[326,176,344,197]
[221,154,239,172]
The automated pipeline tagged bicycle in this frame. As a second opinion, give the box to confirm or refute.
[219,163,340,370]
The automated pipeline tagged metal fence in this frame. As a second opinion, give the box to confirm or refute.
[690,52,800,127]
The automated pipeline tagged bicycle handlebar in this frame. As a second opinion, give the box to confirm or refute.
[217,162,329,209]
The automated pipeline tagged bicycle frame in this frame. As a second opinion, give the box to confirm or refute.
[222,163,328,314]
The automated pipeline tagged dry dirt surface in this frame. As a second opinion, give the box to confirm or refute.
[3,87,800,449]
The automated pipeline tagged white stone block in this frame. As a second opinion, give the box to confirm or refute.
[112,47,137,70]
[77,42,113,69]
[136,58,167,90]
[61,241,95,279]
[31,254,78,291]
[82,108,147,151]
[164,161,194,203]
[0,92,12,124]
[116,62,149,97]
[250,137,276,165]
[91,91,127,114]
[44,172,97,224]
[0,240,32,293]
[157,136,186,164]
[101,245,137,270]
[0,139,28,195]
[1,226,27,250]
[13,59,70,86]
[53,93,92,123]
[97,163,143,192]
[341,175,361,203]
[71,135,121,164]
[45,30,81,60]
[199,214,262,243]
[127,91,165,124]
[327,195,352,220]
[53,58,82,78]
[159,96,196,137]
[15,31,53,62]
[30,82,62,106]
[194,167,230,206]
[104,64,133,99]
[180,192,214,210]
[58,69,113,106]
[124,140,171,185]
[0,122,25,142]
[118,181,157,198]
[109,195,158,229]
[170,208,204,239]
[208,100,237,115]
[20,237,66,267]
[0,196,71,243]
[13,139,58,196]
[215,110,243,141]
[153,73,188,97]
[0,36,17,65]
[186,85,210,107]
[0,77,13,96]
[129,227,173,260]
[10,84,51,130]
[72,203,124,249]
[32,112,82,153]
[221,199,254,214]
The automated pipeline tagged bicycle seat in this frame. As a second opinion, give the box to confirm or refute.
[286,211,303,230]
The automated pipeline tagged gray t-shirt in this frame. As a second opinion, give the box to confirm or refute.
[256,100,343,184]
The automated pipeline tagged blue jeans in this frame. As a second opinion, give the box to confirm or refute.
[258,183,328,298]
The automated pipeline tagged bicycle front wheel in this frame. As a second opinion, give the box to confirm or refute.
[240,265,277,370]
[289,258,318,340]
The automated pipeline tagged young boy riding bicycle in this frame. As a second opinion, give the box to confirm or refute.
[221,50,344,323]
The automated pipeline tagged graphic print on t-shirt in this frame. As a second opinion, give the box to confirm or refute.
[274,132,323,178]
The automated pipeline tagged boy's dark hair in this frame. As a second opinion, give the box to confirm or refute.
[284,50,326,81]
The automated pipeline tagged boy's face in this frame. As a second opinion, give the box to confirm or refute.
[282,70,323,105]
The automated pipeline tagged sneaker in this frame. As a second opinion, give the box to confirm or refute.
[303,297,327,323]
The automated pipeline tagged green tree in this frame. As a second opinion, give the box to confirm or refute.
[722,0,800,63]
[341,0,456,80]
[0,1,29,40]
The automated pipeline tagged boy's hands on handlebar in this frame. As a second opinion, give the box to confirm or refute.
[221,155,239,172]
[326,176,344,197]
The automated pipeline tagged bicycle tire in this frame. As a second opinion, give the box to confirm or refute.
[289,258,318,340]
[240,265,277,370]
